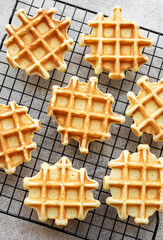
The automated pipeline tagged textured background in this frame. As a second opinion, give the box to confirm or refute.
[0,0,163,239]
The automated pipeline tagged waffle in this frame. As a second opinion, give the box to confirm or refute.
[48,76,125,154]
[4,8,74,80]
[126,76,163,141]
[79,6,153,80]
[23,156,100,225]
[0,102,41,174]
[103,144,163,225]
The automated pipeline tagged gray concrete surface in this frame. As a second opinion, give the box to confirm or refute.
[0,0,163,239]
[0,212,81,240]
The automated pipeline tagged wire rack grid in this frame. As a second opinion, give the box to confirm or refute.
[0,0,163,239]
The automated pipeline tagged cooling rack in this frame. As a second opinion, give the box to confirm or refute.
[0,0,163,239]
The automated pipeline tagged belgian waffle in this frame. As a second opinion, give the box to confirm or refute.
[103,144,163,225]
[23,156,100,225]
[79,6,153,80]
[126,76,163,141]
[48,76,125,154]
[0,102,41,174]
[4,8,74,79]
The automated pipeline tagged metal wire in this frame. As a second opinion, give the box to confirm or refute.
[0,0,162,239]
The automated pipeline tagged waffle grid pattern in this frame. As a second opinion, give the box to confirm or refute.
[23,156,100,225]
[0,101,41,174]
[4,8,74,79]
[79,7,153,80]
[103,145,163,225]
[126,76,163,141]
[0,0,162,239]
[48,76,125,153]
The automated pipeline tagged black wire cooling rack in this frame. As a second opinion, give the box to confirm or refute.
[0,0,163,239]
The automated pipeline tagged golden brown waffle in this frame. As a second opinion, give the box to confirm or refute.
[48,76,125,154]
[126,76,163,141]
[4,8,74,80]
[79,6,153,80]
[0,102,41,174]
[103,144,163,225]
[23,156,100,225]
